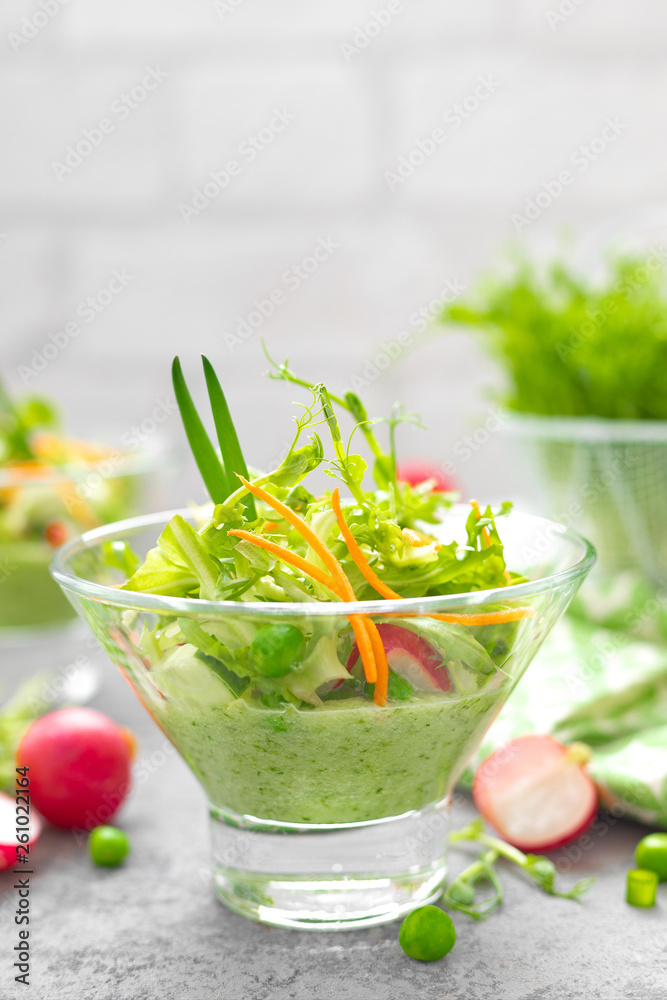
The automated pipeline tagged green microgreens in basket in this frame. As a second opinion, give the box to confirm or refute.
[441,252,667,419]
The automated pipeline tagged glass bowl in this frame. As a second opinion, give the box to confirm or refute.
[0,443,167,637]
[51,505,595,930]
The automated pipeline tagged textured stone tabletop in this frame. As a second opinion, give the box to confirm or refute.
[1,637,666,1000]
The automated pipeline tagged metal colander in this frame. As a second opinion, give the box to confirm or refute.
[507,414,667,587]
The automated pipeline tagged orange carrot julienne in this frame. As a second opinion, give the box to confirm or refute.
[379,607,536,625]
[365,619,388,705]
[349,616,377,684]
[234,479,379,685]
[230,528,379,683]
[228,529,340,595]
[426,608,535,624]
[331,488,401,601]
[238,477,357,602]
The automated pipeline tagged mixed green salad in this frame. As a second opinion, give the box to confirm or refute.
[113,352,533,710]
[0,380,131,541]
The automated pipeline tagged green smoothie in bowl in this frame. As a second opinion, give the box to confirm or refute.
[142,617,514,824]
[51,352,594,927]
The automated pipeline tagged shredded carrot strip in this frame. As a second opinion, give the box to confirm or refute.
[379,608,536,624]
[239,478,355,600]
[427,608,535,624]
[365,619,388,704]
[235,478,379,686]
[329,489,393,703]
[349,617,377,685]
[229,528,379,682]
[228,529,339,594]
[331,488,401,601]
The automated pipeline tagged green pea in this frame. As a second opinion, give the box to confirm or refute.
[399,905,456,962]
[89,825,130,867]
[635,832,667,881]
[250,624,306,677]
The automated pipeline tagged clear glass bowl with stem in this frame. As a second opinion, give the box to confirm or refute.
[51,504,595,930]
[0,443,167,638]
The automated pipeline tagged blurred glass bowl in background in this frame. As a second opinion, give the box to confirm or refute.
[0,437,170,639]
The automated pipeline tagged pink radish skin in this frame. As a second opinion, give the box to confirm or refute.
[397,461,457,493]
[16,708,133,831]
[472,734,598,853]
[0,792,42,871]
[347,624,449,692]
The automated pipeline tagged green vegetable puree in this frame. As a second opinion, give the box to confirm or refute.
[157,687,505,823]
[0,541,75,628]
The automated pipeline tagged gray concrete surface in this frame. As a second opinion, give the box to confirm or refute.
[1,633,666,1000]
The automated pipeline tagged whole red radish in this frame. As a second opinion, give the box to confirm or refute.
[472,734,598,852]
[16,708,134,830]
[397,461,457,494]
[0,792,42,870]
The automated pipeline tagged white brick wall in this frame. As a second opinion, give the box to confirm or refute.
[1,0,664,506]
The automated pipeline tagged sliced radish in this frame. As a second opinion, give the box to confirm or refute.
[472,734,598,853]
[347,623,450,692]
[0,792,42,871]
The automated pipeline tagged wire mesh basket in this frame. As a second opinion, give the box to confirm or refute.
[507,414,667,638]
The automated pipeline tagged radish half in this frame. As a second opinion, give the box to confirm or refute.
[472,734,598,852]
[347,623,449,692]
[0,792,42,871]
